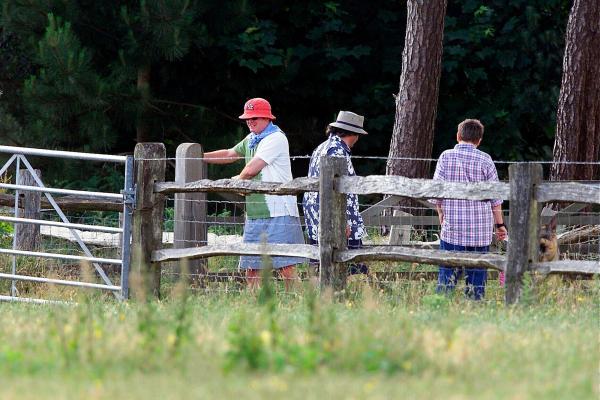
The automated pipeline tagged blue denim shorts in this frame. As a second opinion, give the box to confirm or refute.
[239,216,306,269]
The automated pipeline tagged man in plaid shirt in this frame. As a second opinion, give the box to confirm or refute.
[431,119,507,299]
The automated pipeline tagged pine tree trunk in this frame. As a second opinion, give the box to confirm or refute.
[136,64,152,143]
[550,0,600,182]
[386,0,447,179]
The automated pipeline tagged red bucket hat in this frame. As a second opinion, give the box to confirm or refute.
[238,98,276,120]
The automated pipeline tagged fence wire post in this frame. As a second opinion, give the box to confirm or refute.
[132,143,166,299]
[16,169,41,252]
[318,156,348,293]
[10,156,21,297]
[506,162,542,305]
[174,143,207,285]
[120,155,135,300]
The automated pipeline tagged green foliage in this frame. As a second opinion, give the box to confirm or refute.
[422,293,451,310]
[438,0,569,162]
[119,0,196,63]
[163,207,174,232]
[169,280,193,358]
[0,221,13,237]
[23,14,115,151]
[0,0,575,188]
[0,105,23,143]
[207,210,242,235]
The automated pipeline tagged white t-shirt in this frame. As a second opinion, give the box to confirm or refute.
[233,131,300,219]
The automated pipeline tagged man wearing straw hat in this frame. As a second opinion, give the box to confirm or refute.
[302,111,369,275]
[204,98,305,289]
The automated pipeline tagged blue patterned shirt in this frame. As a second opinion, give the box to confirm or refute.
[302,134,366,241]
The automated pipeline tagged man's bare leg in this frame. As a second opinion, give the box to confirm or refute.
[279,265,298,291]
[246,269,261,289]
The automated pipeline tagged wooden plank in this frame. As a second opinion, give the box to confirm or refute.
[161,270,445,283]
[162,267,596,284]
[155,177,318,195]
[152,243,318,263]
[360,195,442,218]
[531,261,600,275]
[506,163,542,305]
[174,143,207,280]
[388,210,412,245]
[362,214,598,227]
[0,193,122,212]
[360,195,402,217]
[337,175,510,200]
[334,246,506,271]
[536,182,600,204]
[132,143,166,299]
[362,215,440,226]
[552,215,600,225]
[561,203,588,213]
[318,156,348,291]
[15,169,41,251]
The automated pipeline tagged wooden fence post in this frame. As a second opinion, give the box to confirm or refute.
[174,143,208,283]
[506,163,542,305]
[388,209,412,245]
[16,169,41,251]
[132,143,166,299]
[319,156,348,292]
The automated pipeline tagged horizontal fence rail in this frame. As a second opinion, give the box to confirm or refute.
[0,145,126,163]
[155,177,319,195]
[0,247,122,265]
[531,261,600,275]
[536,182,600,203]
[335,246,507,270]
[0,273,121,291]
[0,193,123,212]
[0,215,123,234]
[152,243,318,263]
[155,176,514,200]
[0,295,70,305]
[0,183,124,201]
[337,176,511,200]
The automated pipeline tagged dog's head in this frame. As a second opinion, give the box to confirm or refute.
[539,214,559,262]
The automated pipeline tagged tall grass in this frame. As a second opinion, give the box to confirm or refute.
[0,275,598,399]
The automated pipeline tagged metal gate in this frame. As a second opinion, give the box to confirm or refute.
[0,145,134,303]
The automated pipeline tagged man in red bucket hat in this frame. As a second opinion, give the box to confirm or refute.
[204,98,305,289]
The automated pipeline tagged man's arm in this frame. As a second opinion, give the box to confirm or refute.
[238,157,268,179]
[435,204,444,225]
[203,149,240,164]
[492,204,507,241]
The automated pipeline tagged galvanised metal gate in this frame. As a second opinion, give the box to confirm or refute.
[0,145,134,303]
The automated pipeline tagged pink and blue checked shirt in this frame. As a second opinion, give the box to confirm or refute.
[431,143,502,247]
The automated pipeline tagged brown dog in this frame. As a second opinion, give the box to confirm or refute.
[539,214,559,262]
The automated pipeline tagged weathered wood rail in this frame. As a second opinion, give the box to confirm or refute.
[0,193,123,212]
[133,143,600,303]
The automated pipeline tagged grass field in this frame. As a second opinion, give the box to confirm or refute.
[0,273,598,400]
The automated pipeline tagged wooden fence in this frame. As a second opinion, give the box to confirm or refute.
[132,143,600,304]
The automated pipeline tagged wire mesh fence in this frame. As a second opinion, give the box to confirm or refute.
[0,154,598,302]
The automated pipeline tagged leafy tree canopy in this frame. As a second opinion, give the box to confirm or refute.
[0,0,570,186]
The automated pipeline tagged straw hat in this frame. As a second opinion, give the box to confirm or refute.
[328,111,367,135]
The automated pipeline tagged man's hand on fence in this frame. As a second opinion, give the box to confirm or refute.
[495,225,508,241]
[230,175,245,196]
